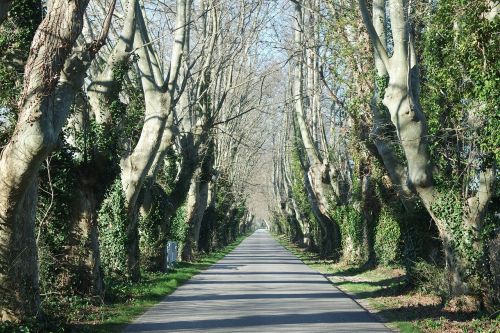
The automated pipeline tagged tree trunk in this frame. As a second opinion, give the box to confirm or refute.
[138,183,169,272]
[120,0,188,281]
[55,0,120,296]
[193,180,209,249]
[283,147,309,246]
[0,180,40,320]
[70,182,104,296]
[359,0,496,296]
[181,168,209,261]
[182,138,212,261]
[361,174,377,266]
[292,0,340,258]
[0,0,90,320]
[125,206,141,281]
[181,169,201,262]
[198,182,216,253]
[290,199,309,246]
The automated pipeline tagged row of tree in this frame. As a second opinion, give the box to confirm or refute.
[270,0,498,307]
[0,0,273,322]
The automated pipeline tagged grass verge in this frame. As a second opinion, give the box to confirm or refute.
[75,234,249,333]
[274,234,499,333]
[0,234,250,333]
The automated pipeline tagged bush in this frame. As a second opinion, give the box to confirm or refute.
[374,206,401,266]
[412,260,448,299]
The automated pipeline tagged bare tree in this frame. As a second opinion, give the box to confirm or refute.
[119,0,189,280]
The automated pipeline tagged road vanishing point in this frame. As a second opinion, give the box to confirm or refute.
[124,230,391,332]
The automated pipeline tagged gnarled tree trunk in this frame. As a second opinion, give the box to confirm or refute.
[182,139,213,261]
[0,0,90,320]
[291,0,340,258]
[120,0,188,281]
[359,0,496,295]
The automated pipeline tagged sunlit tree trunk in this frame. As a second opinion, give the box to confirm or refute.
[0,0,90,320]
[120,0,188,281]
[358,0,496,294]
[291,0,340,258]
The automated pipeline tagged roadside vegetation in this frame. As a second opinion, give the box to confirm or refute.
[1,235,249,333]
[276,235,499,333]
[270,1,499,332]
[0,0,266,330]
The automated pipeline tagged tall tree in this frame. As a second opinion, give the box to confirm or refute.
[358,0,497,294]
[290,0,340,257]
[0,0,91,320]
[120,0,190,280]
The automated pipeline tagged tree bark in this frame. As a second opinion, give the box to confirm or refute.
[45,0,119,297]
[120,0,188,281]
[283,145,308,246]
[0,0,90,320]
[182,137,213,261]
[87,0,136,124]
[359,0,496,294]
[292,0,340,258]
[181,167,210,261]
[70,183,104,296]
[198,182,216,252]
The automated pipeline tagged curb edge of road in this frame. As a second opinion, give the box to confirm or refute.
[322,275,400,333]
[275,238,399,333]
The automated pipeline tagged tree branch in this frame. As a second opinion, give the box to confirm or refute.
[357,0,390,70]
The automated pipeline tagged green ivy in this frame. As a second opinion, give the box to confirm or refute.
[139,185,170,271]
[375,74,389,96]
[157,148,180,196]
[169,203,188,244]
[421,0,499,167]
[0,0,42,48]
[374,205,401,266]
[431,190,477,275]
[210,175,249,247]
[332,204,364,264]
[0,0,43,144]
[99,179,128,278]
[73,61,145,168]
[289,135,318,247]
[366,1,500,292]
[37,146,79,296]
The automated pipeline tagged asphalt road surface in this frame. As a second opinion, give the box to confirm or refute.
[123,229,391,332]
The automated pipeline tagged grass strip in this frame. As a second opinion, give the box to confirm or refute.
[274,234,498,333]
[272,234,423,333]
[74,234,249,333]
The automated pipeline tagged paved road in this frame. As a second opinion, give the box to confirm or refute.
[124,229,391,332]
